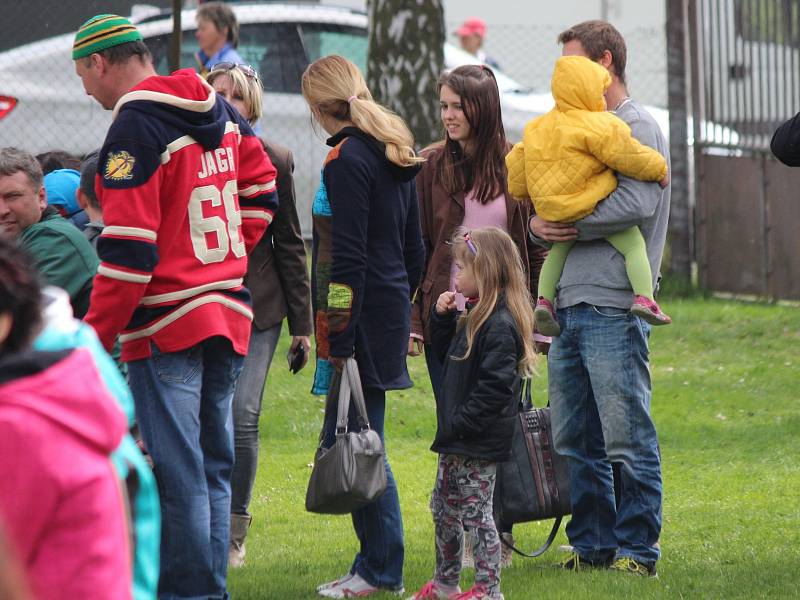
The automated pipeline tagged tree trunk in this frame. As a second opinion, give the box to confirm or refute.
[366,0,445,149]
[666,0,692,280]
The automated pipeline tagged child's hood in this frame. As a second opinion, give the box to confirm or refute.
[551,55,611,113]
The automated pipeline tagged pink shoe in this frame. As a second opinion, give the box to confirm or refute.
[533,297,561,336]
[452,584,503,600]
[630,295,672,326]
[406,580,460,600]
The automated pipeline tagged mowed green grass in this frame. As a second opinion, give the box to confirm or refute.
[228,296,800,599]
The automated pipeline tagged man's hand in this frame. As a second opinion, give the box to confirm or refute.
[529,215,578,242]
[436,291,457,315]
[408,336,423,356]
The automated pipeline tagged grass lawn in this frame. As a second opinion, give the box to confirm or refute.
[228,296,800,599]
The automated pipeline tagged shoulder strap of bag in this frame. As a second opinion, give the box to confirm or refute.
[500,516,562,558]
[343,358,371,431]
[336,366,352,434]
[520,378,534,412]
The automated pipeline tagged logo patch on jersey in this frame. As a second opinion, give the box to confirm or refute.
[104,151,136,181]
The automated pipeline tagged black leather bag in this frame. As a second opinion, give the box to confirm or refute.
[494,379,571,557]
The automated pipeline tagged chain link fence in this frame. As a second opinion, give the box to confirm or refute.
[0,3,668,235]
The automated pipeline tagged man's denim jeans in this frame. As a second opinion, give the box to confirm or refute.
[549,304,662,565]
[231,323,282,516]
[322,384,404,590]
[128,337,244,600]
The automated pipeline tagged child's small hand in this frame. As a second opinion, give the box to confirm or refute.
[659,172,670,188]
[435,291,457,315]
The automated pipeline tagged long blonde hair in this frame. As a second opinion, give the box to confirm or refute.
[301,55,424,168]
[451,226,537,377]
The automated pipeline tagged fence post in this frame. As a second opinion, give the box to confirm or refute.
[169,0,182,73]
[666,0,692,281]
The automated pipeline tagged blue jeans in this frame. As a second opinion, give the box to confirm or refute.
[128,337,244,600]
[322,384,404,590]
[231,323,282,516]
[548,304,662,565]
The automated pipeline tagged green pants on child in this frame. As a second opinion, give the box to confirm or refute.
[538,225,654,303]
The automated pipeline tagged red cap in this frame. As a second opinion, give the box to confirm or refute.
[455,17,487,39]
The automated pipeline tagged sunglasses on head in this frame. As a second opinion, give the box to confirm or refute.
[210,61,260,81]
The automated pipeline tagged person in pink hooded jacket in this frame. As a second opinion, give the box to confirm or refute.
[0,238,132,600]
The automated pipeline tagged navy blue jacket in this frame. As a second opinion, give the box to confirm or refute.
[313,127,425,392]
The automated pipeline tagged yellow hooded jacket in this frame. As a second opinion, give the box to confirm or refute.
[506,55,668,222]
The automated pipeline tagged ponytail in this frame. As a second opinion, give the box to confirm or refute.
[301,55,424,168]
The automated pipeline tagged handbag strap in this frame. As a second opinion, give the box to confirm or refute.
[520,378,534,412]
[335,358,371,434]
[500,516,563,558]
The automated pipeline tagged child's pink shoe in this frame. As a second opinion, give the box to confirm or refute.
[630,295,672,326]
[533,297,561,336]
[406,580,460,600]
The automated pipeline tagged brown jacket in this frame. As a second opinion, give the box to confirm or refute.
[245,140,313,334]
[410,146,546,341]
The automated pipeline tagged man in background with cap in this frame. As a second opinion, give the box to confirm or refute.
[44,168,90,231]
[0,147,98,319]
[455,16,501,70]
[73,13,279,600]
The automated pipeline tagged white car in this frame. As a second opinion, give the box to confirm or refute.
[0,3,552,235]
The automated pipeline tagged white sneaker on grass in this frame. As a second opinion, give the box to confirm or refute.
[318,572,404,598]
[317,573,353,593]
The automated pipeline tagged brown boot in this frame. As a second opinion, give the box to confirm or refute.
[228,513,252,569]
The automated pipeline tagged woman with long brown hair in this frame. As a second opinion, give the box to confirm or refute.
[410,65,548,567]
[301,55,425,598]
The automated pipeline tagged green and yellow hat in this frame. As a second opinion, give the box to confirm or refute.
[72,14,143,60]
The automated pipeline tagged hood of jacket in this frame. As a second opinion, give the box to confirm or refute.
[551,55,611,113]
[0,348,126,456]
[112,67,238,151]
[327,126,422,182]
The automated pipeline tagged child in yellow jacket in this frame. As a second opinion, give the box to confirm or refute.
[506,55,671,336]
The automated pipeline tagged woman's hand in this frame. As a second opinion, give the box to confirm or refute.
[529,215,578,242]
[436,291,457,315]
[289,336,311,370]
[659,172,670,188]
[329,356,347,372]
[408,336,423,356]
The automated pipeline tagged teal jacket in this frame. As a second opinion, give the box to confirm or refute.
[20,207,98,318]
[35,289,160,600]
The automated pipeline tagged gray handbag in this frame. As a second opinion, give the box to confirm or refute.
[305,358,388,514]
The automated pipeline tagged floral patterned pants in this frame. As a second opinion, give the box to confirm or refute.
[430,454,501,597]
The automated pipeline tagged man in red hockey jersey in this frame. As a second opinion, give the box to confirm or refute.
[73,14,278,599]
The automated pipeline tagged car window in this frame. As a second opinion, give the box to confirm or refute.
[300,24,368,74]
[145,22,306,94]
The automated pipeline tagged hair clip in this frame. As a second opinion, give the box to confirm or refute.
[464,232,478,256]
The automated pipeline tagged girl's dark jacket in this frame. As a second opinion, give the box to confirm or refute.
[429,298,523,461]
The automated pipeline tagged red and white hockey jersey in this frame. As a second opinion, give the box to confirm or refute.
[85,69,278,361]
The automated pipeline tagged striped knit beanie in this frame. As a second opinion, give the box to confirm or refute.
[72,14,143,60]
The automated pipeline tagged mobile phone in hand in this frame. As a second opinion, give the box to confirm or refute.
[287,344,306,374]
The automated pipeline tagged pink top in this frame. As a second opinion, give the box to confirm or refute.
[451,190,508,310]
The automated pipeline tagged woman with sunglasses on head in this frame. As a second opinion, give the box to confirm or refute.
[206,62,313,569]
[410,65,549,568]
[301,55,425,598]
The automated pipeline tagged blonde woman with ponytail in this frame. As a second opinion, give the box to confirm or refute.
[408,226,535,600]
[302,55,425,599]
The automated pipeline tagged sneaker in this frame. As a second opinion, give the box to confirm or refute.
[317,573,353,593]
[610,556,657,578]
[499,532,514,569]
[557,544,574,553]
[630,295,672,326]
[533,297,561,336]
[406,580,460,600]
[452,584,503,600]
[319,573,405,598]
[559,551,613,571]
